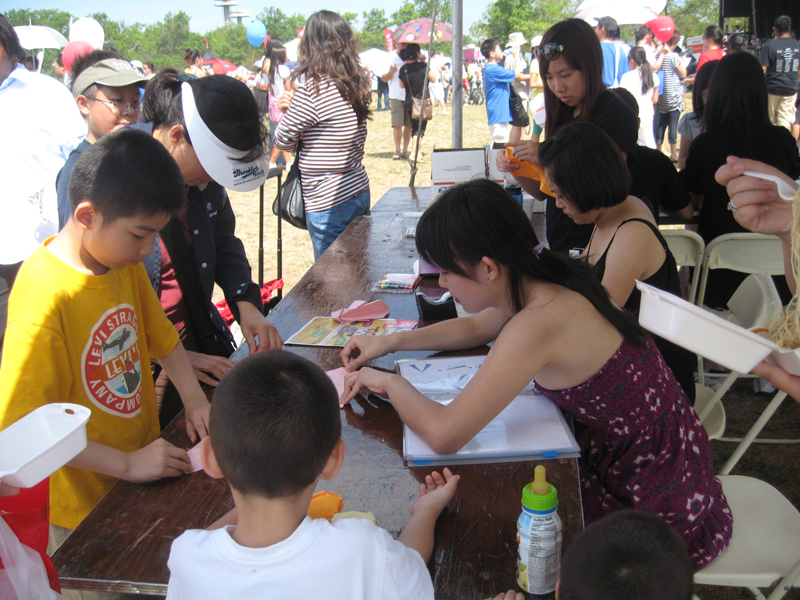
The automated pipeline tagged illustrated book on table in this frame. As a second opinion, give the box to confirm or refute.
[396,356,580,466]
[285,317,418,348]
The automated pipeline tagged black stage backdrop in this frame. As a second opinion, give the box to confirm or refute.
[721,0,800,38]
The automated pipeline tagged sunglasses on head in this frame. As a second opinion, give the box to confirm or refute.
[534,43,564,60]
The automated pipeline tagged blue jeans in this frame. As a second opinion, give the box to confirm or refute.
[377,88,389,110]
[655,108,680,145]
[306,188,371,260]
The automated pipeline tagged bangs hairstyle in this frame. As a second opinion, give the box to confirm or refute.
[415,179,645,345]
[141,70,267,163]
[538,19,605,138]
[559,510,694,600]
[68,128,185,223]
[267,46,287,81]
[209,351,342,499]
[538,122,631,213]
[293,10,372,125]
[704,51,769,141]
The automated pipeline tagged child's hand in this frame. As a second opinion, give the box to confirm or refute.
[411,467,459,516]
[236,301,284,353]
[124,438,191,483]
[183,394,211,442]
[495,150,519,173]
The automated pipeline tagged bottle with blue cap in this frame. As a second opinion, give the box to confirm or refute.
[516,465,562,595]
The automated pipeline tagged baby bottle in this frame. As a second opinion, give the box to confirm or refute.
[516,465,562,595]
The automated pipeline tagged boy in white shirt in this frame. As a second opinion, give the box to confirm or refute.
[166,350,459,600]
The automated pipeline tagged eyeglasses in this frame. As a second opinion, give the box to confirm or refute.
[86,97,141,113]
[533,43,564,60]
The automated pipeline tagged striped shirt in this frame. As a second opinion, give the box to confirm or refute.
[275,78,369,213]
[657,53,684,113]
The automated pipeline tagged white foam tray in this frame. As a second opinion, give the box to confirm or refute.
[0,404,91,488]
[637,281,800,375]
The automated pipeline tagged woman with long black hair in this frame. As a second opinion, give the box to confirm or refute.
[275,10,371,260]
[340,179,731,570]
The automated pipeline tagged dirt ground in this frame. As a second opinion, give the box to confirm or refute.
[223,99,800,599]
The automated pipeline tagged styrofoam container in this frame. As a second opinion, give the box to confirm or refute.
[636,281,776,373]
[0,404,91,488]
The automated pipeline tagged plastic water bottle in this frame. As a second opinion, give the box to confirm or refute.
[516,465,562,595]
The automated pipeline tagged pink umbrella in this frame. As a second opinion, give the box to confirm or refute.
[392,18,453,44]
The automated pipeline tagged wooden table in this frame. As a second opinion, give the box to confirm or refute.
[52,197,583,600]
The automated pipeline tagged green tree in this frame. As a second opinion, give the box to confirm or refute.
[666,0,719,38]
[206,23,259,67]
[471,0,577,42]
[340,11,359,29]
[137,12,203,71]
[360,8,390,50]
[390,0,452,27]
[256,7,307,44]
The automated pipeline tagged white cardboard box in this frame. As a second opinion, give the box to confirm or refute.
[430,148,487,198]
[486,142,507,187]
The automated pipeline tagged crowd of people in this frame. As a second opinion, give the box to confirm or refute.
[2,7,800,600]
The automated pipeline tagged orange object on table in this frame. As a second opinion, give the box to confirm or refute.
[505,147,553,197]
[307,491,344,521]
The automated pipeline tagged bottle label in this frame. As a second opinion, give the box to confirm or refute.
[516,511,562,595]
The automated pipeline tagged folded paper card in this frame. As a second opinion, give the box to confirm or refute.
[285,317,417,347]
[326,367,349,399]
[186,444,204,473]
[331,300,389,323]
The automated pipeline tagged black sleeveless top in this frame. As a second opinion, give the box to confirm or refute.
[590,218,696,403]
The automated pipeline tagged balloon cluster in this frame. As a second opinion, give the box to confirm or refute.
[63,17,105,73]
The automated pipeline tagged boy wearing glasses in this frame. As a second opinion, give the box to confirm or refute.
[56,51,147,229]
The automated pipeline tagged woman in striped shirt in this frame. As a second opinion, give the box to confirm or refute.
[275,11,372,260]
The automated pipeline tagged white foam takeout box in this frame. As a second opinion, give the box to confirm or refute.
[0,403,91,488]
[636,281,800,375]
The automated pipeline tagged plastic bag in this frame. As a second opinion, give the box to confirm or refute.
[0,515,64,599]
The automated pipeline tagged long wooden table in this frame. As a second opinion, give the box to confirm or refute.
[52,190,583,600]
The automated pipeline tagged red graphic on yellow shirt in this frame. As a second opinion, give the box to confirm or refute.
[81,304,143,417]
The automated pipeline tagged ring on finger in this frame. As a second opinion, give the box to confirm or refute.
[727,200,739,212]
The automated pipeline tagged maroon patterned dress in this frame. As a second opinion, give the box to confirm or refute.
[534,337,732,570]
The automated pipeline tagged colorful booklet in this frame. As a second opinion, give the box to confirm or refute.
[285,317,418,348]
[396,356,580,466]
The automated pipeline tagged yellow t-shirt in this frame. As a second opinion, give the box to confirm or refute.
[0,240,180,529]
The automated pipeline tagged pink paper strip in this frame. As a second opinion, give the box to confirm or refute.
[326,367,349,399]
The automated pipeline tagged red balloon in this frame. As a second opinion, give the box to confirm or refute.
[647,16,675,44]
[62,40,94,73]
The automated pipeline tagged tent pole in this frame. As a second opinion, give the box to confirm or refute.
[452,0,463,148]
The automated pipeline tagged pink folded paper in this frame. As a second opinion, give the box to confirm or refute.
[331,300,389,323]
[326,367,349,400]
[186,444,204,473]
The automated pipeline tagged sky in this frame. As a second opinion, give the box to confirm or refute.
[10,0,490,38]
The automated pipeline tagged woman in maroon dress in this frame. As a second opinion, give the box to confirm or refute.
[339,179,732,570]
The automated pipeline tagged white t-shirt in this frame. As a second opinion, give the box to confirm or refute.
[271,64,290,98]
[166,517,434,600]
[387,52,406,101]
[619,69,660,148]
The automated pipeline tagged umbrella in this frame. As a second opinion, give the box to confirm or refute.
[14,25,68,50]
[575,0,659,25]
[392,18,453,44]
[202,49,237,75]
[359,48,391,76]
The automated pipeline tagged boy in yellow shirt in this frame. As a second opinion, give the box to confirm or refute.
[0,128,210,534]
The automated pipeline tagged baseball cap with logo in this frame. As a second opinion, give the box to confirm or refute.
[181,82,268,192]
[72,58,148,98]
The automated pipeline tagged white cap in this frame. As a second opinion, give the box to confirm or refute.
[181,82,268,192]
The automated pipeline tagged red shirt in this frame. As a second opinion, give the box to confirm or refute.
[697,48,724,71]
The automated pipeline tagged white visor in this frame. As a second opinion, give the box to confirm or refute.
[181,82,268,192]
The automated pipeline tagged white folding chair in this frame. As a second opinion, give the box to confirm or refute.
[693,475,800,600]
[662,228,705,305]
[694,384,725,441]
[693,234,794,473]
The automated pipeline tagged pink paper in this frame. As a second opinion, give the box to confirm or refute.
[326,367,349,400]
[186,444,204,473]
[331,299,389,323]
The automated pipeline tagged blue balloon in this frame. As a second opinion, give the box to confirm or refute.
[246,21,267,47]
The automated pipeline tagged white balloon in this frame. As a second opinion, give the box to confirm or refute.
[69,17,104,50]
